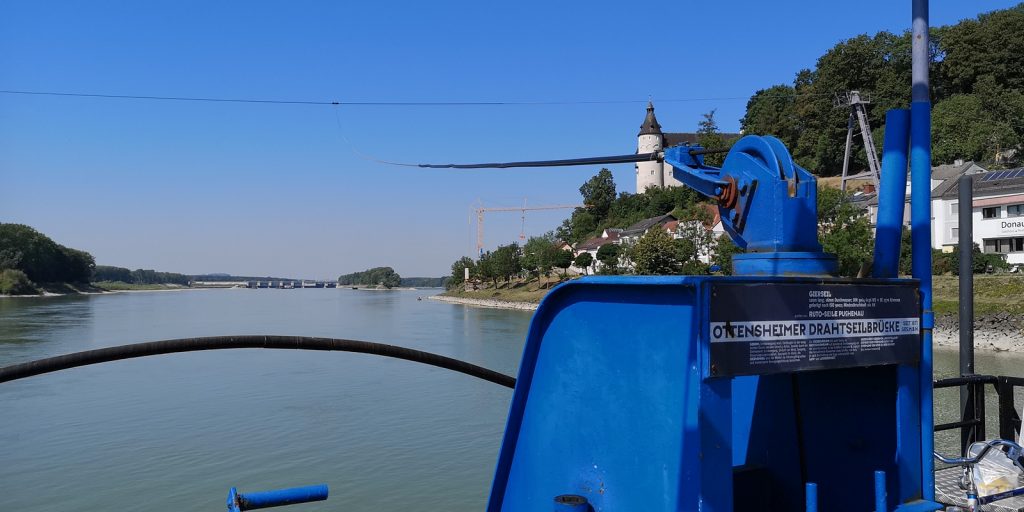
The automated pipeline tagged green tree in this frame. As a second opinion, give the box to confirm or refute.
[448,256,475,289]
[712,234,743,275]
[696,110,732,167]
[552,248,573,277]
[490,243,522,283]
[596,243,621,274]
[522,234,559,278]
[741,85,800,146]
[629,227,680,275]
[579,169,616,219]
[573,252,594,275]
[817,186,874,276]
[477,251,498,287]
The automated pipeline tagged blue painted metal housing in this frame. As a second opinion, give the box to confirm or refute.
[488,276,940,512]
[664,136,836,276]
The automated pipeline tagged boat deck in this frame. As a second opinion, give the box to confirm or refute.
[936,466,1024,511]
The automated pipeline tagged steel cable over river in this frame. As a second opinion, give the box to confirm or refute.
[0,335,517,388]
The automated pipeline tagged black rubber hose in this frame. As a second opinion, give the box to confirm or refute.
[0,335,516,388]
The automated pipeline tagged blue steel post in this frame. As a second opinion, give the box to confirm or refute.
[875,470,888,512]
[911,0,934,501]
[806,482,818,512]
[872,109,910,279]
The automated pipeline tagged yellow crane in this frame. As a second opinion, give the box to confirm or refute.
[472,200,582,256]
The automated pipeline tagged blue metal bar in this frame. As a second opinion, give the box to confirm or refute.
[875,470,888,512]
[872,109,910,278]
[228,484,328,511]
[911,0,934,502]
[806,482,818,512]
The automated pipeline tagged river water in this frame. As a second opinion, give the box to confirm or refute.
[0,289,1021,511]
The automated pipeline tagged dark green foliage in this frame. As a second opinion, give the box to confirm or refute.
[573,252,593,275]
[337,266,402,288]
[899,230,1010,275]
[551,248,573,276]
[477,243,523,285]
[93,265,134,283]
[521,233,560,278]
[942,244,1011,275]
[0,269,37,295]
[740,4,1024,172]
[712,234,743,275]
[0,223,95,283]
[696,110,734,167]
[899,229,913,276]
[629,227,680,275]
[579,169,616,219]
[127,268,189,285]
[447,257,476,289]
[399,277,448,288]
[817,187,874,277]
[557,168,699,245]
[595,243,621,274]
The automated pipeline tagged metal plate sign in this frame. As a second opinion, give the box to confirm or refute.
[708,282,920,377]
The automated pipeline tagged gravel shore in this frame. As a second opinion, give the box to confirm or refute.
[934,313,1024,352]
[427,295,538,311]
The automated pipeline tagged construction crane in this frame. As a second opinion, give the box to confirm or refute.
[472,201,582,256]
[836,90,882,194]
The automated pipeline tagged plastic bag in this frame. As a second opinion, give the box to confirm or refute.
[968,442,1024,497]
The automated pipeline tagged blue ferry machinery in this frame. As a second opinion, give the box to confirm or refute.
[3,0,1024,511]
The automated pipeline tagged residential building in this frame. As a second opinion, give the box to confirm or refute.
[864,161,1024,266]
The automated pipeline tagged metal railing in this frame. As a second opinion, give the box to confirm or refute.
[934,374,1024,454]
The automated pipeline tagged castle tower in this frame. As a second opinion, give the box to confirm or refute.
[636,101,664,192]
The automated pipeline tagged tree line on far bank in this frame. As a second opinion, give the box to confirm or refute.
[0,223,191,295]
[338,267,402,288]
[92,265,189,285]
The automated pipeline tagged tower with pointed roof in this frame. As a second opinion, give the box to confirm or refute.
[636,102,665,192]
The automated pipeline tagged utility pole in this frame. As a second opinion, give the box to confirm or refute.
[836,91,882,194]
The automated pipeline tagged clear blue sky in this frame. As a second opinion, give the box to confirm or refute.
[1,1,1017,278]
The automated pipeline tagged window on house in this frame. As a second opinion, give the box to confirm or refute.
[950,202,958,215]
[998,239,1012,253]
[1008,204,1024,217]
[951,227,959,240]
[983,207,1000,219]
[1014,238,1024,252]
[984,239,997,253]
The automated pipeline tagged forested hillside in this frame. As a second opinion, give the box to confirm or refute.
[741,4,1024,173]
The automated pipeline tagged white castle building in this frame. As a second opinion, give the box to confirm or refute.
[635,102,740,193]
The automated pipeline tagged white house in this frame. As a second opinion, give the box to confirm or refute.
[864,161,1024,266]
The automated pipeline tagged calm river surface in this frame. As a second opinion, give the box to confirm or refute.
[1,288,1022,511]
